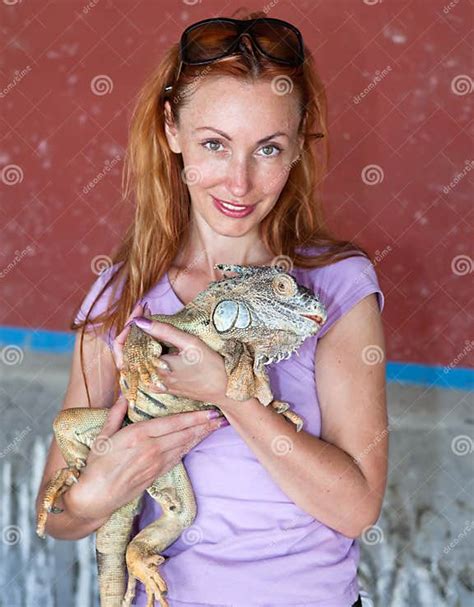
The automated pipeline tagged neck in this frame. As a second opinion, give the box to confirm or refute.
[176,215,273,280]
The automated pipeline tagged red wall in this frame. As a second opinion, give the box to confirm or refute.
[1,0,472,368]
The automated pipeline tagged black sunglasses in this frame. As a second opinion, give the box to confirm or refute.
[165,17,305,94]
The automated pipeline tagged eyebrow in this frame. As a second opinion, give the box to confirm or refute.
[194,126,289,145]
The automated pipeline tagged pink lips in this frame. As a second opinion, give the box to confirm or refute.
[212,196,256,218]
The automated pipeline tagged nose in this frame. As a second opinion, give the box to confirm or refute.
[225,154,252,199]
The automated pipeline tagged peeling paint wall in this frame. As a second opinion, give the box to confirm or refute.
[1,0,473,368]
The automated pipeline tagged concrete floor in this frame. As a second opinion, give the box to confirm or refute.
[0,350,472,607]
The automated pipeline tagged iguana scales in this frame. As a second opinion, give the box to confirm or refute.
[37,263,327,607]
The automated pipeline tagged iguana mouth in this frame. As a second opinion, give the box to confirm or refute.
[303,314,324,325]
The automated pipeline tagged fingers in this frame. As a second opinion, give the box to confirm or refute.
[131,318,195,353]
[100,395,128,438]
[157,420,220,457]
[141,410,222,438]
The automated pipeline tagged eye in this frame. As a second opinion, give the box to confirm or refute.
[202,140,225,153]
[258,144,282,157]
[272,274,297,297]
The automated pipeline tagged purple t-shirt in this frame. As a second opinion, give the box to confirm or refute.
[75,248,384,607]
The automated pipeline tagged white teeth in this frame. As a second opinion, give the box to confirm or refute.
[220,201,247,211]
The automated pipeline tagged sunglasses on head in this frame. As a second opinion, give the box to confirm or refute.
[165,17,305,94]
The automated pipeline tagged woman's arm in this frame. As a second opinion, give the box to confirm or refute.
[35,329,119,540]
[218,293,388,539]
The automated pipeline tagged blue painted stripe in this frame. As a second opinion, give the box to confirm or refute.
[0,326,472,391]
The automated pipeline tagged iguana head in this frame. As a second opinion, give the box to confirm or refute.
[195,263,328,364]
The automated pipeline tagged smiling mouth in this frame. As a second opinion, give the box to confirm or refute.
[213,196,254,210]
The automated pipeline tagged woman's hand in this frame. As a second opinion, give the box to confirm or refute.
[64,395,225,522]
[113,310,230,407]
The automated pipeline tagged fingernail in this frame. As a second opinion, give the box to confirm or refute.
[155,359,171,372]
[133,316,153,329]
[154,380,167,392]
[218,418,230,427]
[207,410,221,420]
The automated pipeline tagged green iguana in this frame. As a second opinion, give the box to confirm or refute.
[37,263,327,607]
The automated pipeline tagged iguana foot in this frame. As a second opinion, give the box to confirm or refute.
[271,400,304,432]
[36,462,84,537]
[124,544,168,607]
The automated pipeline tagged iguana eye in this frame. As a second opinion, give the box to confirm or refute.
[272,274,297,297]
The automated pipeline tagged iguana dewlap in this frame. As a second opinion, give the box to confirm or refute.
[37,263,327,607]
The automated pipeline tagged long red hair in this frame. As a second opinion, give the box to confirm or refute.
[72,8,369,404]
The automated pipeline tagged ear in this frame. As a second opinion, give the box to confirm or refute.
[163,100,182,154]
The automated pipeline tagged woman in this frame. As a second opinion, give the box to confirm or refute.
[36,10,387,607]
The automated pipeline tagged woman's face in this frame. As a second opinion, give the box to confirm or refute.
[164,76,303,238]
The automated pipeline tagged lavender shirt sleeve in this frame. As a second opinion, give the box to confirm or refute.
[313,254,385,339]
[73,262,125,348]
